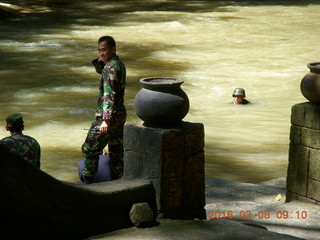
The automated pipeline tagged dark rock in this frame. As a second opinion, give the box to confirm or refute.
[129,203,154,227]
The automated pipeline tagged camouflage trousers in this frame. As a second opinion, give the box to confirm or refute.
[81,113,126,180]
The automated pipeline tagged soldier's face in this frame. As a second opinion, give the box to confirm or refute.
[234,96,244,104]
[98,41,115,62]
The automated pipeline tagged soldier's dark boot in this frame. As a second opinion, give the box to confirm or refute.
[80,174,94,184]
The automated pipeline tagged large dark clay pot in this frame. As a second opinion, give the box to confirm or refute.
[300,62,320,104]
[134,77,189,126]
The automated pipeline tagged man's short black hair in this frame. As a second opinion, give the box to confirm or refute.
[98,36,116,48]
[6,114,24,132]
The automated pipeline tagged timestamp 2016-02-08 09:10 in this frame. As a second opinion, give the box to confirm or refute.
[208,210,309,220]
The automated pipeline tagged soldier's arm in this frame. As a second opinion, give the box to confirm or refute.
[92,58,105,74]
[32,140,41,168]
[101,63,122,124]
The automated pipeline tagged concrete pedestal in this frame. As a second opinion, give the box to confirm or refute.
[286,102,320,204]
[123,121,206,219]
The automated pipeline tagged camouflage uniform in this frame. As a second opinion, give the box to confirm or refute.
[81,56,126,181]
[232,99,251,105]
[0,114,40,168]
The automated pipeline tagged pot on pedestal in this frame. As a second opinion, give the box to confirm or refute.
[134,77,189,127]
[300,62,320,104]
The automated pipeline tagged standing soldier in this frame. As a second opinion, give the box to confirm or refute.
[81,36,126,184]
[0,114,41,168]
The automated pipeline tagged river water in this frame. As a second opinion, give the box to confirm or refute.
[0,0,319,183]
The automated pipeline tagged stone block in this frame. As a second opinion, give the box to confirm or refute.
[123,123,143,152]
[139,129,163,159]
[123,121,205,219]
[304,102,320,130]
[125,125,163,179]
[124,123,163,154]
[291,103,306,126]
[124,151,142,178]
[182,151,205,210]
[309,148,320,181]
[286,143,308,196]
[161,131,184,178]
[289,125,301,145]
[124,122,205,180]
[161,176,183,214]
[149,177,161,211]
[183,122,205,156]
[307,179,320,201]
[141,153,162,178]
[288,102,320,204]
[301,127,320,149]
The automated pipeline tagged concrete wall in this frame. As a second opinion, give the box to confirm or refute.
[0,145,157,240]
[286,102,320,204]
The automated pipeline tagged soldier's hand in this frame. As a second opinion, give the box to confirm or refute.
[100,121,108,133]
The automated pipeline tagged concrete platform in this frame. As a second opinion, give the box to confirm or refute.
[87,218,303,240]
[87,177,320,240]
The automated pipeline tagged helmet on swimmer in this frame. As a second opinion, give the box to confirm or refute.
[232,88,246,97]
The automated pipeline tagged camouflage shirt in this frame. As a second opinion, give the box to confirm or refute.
[0,133,41,168]
[92,55,126,122]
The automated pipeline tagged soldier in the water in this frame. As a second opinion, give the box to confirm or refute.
[0,114,41,168]
[232,88,251,105]
[81,36,126,184]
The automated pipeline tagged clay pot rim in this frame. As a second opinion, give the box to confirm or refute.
[140,77,184,86]
[307,62,320,74]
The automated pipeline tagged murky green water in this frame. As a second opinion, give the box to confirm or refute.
[0,0,319,183]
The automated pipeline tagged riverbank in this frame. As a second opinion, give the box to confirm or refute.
[87,177,320,240]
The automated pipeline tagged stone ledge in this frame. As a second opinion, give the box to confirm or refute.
[0,145,157,240]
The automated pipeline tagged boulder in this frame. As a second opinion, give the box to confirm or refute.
[129,202,154,227]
